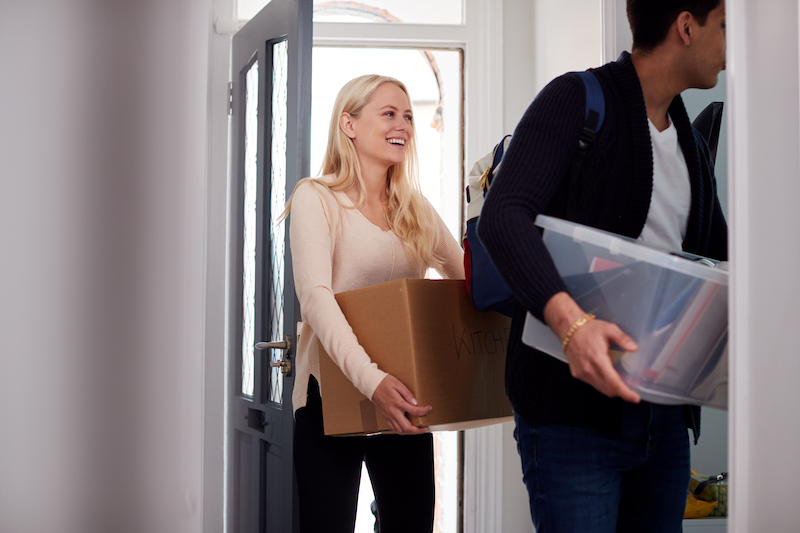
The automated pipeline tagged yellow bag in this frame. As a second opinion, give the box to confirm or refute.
[688,468,728,517]
[684,493,718,518]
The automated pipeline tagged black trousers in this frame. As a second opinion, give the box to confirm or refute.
[294,376,435,533]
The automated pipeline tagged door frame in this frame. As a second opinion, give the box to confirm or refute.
[207,1,504,532]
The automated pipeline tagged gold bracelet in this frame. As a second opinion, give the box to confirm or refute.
[562,313,596,354]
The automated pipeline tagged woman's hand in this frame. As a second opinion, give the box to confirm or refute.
[544,292,641,403]
[371,374,432,435]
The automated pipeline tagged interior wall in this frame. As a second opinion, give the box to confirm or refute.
[498,1,605,531]
[0,1,212,532]
[502,0,602,135]
[205,1,235,532]
[728,0,800,530]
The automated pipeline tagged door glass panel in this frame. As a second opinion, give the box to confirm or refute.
[268,39,288,405]
[242,59,259,398]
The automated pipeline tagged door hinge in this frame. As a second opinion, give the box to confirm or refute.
[227,82,234,116]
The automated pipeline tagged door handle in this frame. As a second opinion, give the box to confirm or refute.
[255,335,291,354]
[255,335,292,376]
[270,359,292,375]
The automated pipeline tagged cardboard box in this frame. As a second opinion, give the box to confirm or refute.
[319,279,513,436]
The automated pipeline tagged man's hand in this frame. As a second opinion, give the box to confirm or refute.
[544,292,641,403]
[371,374,432,435]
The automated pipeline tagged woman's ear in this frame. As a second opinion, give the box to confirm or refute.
[339,112,357,139]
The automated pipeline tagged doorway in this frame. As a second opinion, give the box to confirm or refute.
[309,44,464,533]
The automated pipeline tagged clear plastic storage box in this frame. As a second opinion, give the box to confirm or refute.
[522,215,728,409]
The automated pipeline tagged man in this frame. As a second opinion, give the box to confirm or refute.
[478,1,728,531]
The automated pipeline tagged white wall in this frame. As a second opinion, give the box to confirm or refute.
[0,1,213,532]
[503,0,603,134]
[728,0,800,531]
[497,1,606,531]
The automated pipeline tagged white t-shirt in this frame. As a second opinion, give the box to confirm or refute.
[637,117,691,252]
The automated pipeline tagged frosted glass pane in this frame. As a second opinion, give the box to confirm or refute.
[268,40,288,405]
[242,60,259,398]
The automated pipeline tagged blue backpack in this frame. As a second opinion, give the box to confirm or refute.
[463,71,607,317]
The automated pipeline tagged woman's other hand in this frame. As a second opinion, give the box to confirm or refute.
[371,374,432,435]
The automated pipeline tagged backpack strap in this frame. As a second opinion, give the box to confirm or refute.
[566,71,605,221]
[479,134,512,193]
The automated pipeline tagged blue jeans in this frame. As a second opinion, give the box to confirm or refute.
[514,402,690,533]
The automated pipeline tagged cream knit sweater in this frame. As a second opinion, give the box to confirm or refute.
[289,177,465,414]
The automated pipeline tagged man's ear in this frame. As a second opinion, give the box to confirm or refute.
[676,11,694,46]
[339,112,357,139]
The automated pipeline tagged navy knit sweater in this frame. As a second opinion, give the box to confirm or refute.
[478,52,728,438]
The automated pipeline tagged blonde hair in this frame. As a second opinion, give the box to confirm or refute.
[283,74,441,270]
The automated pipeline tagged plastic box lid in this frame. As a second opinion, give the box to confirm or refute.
[522,215,729,409]
[534,214,728,284]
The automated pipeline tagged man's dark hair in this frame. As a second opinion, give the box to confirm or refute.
[627,0,722,52]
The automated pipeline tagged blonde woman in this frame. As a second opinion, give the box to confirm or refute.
[286,75,464,532]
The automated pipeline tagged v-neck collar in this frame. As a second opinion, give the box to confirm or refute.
[336,189,394,234]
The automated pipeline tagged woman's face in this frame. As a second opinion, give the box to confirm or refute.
[345,82,414,173]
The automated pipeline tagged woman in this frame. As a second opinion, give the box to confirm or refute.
[285,74,464,532]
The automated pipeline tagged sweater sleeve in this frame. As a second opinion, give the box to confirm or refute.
[427,198,466,279]
[477,74,587,320]
[289,181,388,399]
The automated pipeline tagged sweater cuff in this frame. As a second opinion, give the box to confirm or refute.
[359,367,389,401]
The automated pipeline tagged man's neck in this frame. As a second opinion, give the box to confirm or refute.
[630,49,685,132]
